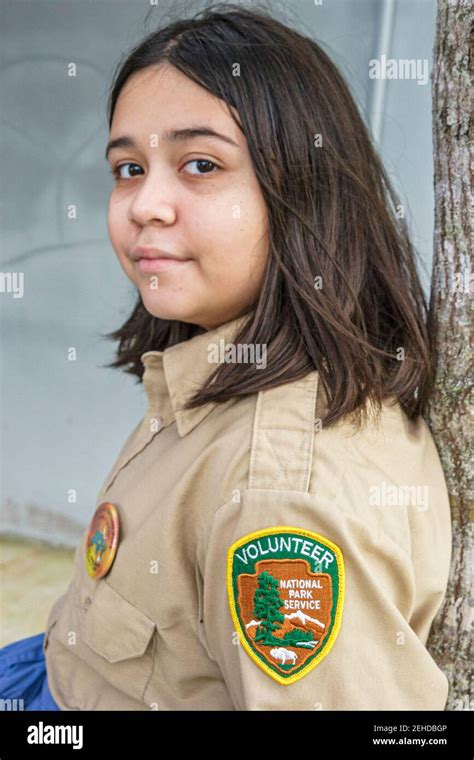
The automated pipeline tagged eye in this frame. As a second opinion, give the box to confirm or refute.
[110,158,221,182]
[110,162,143,181]
[182,158,221,176]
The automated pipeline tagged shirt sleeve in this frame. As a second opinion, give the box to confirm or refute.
[201,483,450,711]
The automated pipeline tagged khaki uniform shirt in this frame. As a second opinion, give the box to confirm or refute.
[44,314,452,710]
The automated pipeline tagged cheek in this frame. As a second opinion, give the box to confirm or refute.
[232,195,269,271]
[195,188,267,254]
[107,203,118,246]
[195,202,268,292]
[107,195,128,249]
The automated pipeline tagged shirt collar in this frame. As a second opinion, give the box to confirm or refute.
[140,313,250,437]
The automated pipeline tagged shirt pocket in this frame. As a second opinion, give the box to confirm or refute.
[79,580,157,703]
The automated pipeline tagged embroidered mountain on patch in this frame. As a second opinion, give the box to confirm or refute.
[227,526,345,684]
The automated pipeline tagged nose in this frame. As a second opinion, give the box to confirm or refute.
[128,169,177,226]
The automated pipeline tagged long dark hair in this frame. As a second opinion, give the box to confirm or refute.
[102,2,433,428]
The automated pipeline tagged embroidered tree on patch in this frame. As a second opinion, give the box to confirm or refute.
[253,571,285,645]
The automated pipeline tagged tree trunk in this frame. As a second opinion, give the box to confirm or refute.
[426,0,473,711]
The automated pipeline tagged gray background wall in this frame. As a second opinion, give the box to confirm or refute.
[0,0,437,546]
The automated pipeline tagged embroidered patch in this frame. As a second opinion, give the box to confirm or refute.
[227,526,345,685]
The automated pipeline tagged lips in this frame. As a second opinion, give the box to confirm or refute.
[135,255,193,274]
[131,245,187,260]
[130,246,193,273]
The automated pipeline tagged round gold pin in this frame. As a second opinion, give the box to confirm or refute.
[85,502,120,579]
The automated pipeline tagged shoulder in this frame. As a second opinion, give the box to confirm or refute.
[214,371,449,553]
[308,378,450,562]
[230,369,437,495]
[207,369,449,527]
[312,385,441,499]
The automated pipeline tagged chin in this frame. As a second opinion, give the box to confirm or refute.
[138,292,194,323]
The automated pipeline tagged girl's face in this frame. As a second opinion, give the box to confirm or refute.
[106,64,269,330]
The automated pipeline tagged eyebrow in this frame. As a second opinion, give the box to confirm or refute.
[105,126,240,161]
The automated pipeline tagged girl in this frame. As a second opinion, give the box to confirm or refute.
[1,3,451,710]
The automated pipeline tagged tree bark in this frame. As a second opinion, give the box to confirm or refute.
[426,0,473,711]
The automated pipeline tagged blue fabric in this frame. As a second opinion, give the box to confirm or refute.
[0,632,61,710]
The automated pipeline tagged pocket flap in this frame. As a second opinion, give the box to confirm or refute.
[81,581,156,663]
